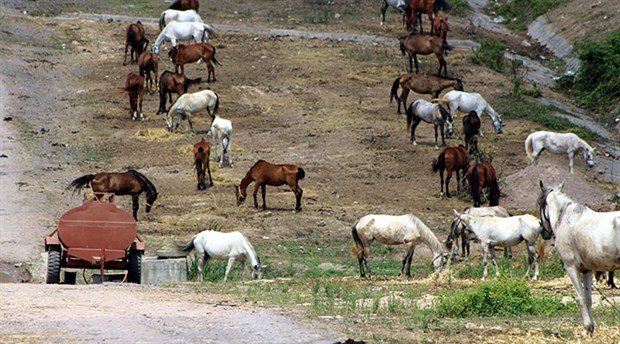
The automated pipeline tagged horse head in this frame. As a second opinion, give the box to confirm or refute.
[537,180,564,240]
[145,191,159,213]
[234,185,246,206]
[454,79,464,91]
[492,117,503,133]
[432,251,449,271]
[251,261,267,279]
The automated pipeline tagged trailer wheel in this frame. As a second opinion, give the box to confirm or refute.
[127,250,142,284]
[46,246,61,284]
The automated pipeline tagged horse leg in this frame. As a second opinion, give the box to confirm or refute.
[187,115,194,134]
[437,55,447,76]
[357,245,366,277]
[445,171,452,197]
[224,257,236,281]
[411,119,421,145]
[405,247,415,277]
[260,184,267,210]
[399,89,410,114]
[526,242,539,280]
[380,0,387,26]
[131,195,139,221]
[567,151,575,174]
[291,184,303,213]
[504,247,512,259]
[364,246,372,278]
[428,13,434,35]
[206,161,213,186]
[462,230,470,258]
[565,266,595,335]
[481,245,489,280]
[413,53,420,74]
[252,183,260,209]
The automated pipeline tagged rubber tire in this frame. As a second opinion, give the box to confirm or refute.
[127,250,142,284]
[46,246,61,284]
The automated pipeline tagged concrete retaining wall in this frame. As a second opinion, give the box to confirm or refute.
[141,257,187,286]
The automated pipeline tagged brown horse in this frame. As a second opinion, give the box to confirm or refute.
[433,15,449,41]
[234,160,305,212]
[390,73,463,114]
[168,43,222,82]
[462,111,481,155]
[124,72,145,121]
[138,51,159,95]
[123,21,149,66]
[405,0,448,34]
[467,162,500,207]
[169,0,199,11]
[431,145,470,197]
[156,70,202,115]
[67,170,158,221]
[193,137,213,190]
[399,33,451,76]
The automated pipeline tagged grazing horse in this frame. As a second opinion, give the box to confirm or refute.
[390,73,463,114]
[525,131,595,174]
[431,145,470,197]
[159,9,203,30]
[462,111,481,155]
[151,22,216,55]
[124,72,145,121]
[405,0,448,34]
[406,99,453,149]
[193,137,213,190]
[169,0,200,12]
[138,51,158,95]
[352,214,448,278]
[433,15,449,41]
[209,115,233,167]
[467,162,500,207]
[436,90,503,134]
[234,160,305,213]
[538,181,620,335]
[165,89,220,133]
[123,21,149,66]
[181,230,264,281]
[67,170,158,221]
[399,33,451,76]
[156,71,202,114]
[445,206,511,259]
[452,210,544,280]
[168,43,222,82]
[380,0,408,26]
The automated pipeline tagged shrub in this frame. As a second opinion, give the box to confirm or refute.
[471,40,506,73]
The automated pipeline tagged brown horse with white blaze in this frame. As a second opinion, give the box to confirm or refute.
[168,43,222,82]
[123,21,149,66]
[399,33,451,76]
[390,73,463,114]
[432,145,470,197]
[193,137,213,190]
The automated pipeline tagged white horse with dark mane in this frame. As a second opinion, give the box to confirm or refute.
[181,230,264,281]
[538,181,620,336]
[435,90,503,134]
[165,89,219,133]
[525,130,595,174]
[352,214,448,278]
[446,206,511,259]
[208,115,233,167]
[159,9,203,30]
[380,0,408,26]
[151,21,216,55]
[406,99,454,150]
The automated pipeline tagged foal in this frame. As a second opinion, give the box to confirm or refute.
[406,99,453,149]
[169,43,222,82]
[467,162,500,207]
[123,21,149,66]
[431,145,469,198]
[193,137,213,190]
[124,72,145,121]
[462,111,481,155]
[399,33,451,75]
[138,51,158,95]
[156,71,202,115]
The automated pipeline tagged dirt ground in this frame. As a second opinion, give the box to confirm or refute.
[0,0,619,342]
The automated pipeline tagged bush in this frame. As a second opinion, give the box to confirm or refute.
[471,40,506,73]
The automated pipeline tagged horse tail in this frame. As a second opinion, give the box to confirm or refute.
[180,236,196,252]
[471,167,480,206]
[399,40,406,56]
[67,174,95,191]
[296,167,305,181]
[211,46,223,66]
[203,24,216,40]
[432,153,445,173]
[159,12,166,31]
[406,101,414,129]
[525,134,535,162]
[351,220,363,255]
[212,93,220,117]
[390,77,401,104]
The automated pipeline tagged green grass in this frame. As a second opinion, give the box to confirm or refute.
[494,0,571,31]
[446,0,471,17]
[471,40,506,73]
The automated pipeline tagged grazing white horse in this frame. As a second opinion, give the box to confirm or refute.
[181,230,264,281]
[352,214,448,278]
[159,9,203,30]
[436,91,503,134]
[165,89,219,133]
[406,99,454,150]
[380,0,408,26]
[452,209,545,280]
[525,130,595,174]
[151,21,216,55]
[538,181,620,336]
[446,206,511,259]
[208,115,233,167]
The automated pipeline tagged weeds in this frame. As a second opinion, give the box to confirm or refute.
[471,40,506,73]
[446,0,471,16]
[302,9,332,24]
[495,0,571,31]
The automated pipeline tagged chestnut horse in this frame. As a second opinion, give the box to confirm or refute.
[124,72,145,121]
[123,21,149,65]
[193,137,213,190]
[169,0,199,12]
[405,0,448,34]
[156,71,202,115]
[67,170,158,221]
[399,33,451,75]
[431,145,470,197]
[138,51,158,94]
[234,160,305,213]
[433,15,449,41]
[168,43,222,82]
[390,73,463,114]
[467,162,500,207]
[462,111,481,155]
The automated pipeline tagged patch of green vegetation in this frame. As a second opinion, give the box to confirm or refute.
[302,9,332,24]
[471,40,506,73]
[495,0,571,31]
[446,0,471,16]
[77,142,113,162]
[455,254,568,281]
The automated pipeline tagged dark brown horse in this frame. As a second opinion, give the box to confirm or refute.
[431,145,470,197]
[390,73,463,114]
[405,0,448,34]
[138,51,158,95]
[462,111,481,155]
[123,21,149,66]
[156,71,202,115]
[67,170,158,221]
[193,137,213,190]
[169,0,199,11]
[399,33,451,76]
[467,162,500,207]
[124,72,145,121]
[433,15,449,41]
[234,160,305,212]
[168,43,222,82]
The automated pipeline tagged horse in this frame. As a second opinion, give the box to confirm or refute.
[405,99,454,150]
[390,73,463,114]
[380,0,408,26]
[234,160,305,213]
[181,230,264,281]
[66,170,158,221]
[399,33,451,76]
[352,214,448,278]
[124,72,145,121]
[467,162,500,207]
[435,90,503,134]
[123,21,149,66]
[538,181,620,335]
[405,0,448,34]
[525,131,595,174]
[209,115,233,167]
[138,51,158,95]
[193,137,213,190]
[168,43,222,82]
[453,209,544,280]
[159,9,203,30]
[169,0,200,12]
[156,71,202,115]
[433,15,449,41]
[165,89,220,133]
[151,22,216,55]
[462,111,481,155]
[431,145,470,197]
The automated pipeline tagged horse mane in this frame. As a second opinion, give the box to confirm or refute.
[407,215,444,254]
[437,104,449,121]
[128,170,158,196]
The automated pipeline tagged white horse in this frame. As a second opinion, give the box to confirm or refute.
[352,214,448,278]
[452,209,545,280]
[208,115,233,167]
[538,181,620,335]
[151,21,216,55]
[406,99,454,150]
[380,0,408,26]
[446,206,511,259]
[159,9,203,30]
[181,230,264,281]
[165,89,219,133]
[525,130,595,174]
[436,91,503,134]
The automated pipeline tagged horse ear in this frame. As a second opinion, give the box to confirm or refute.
[453,209,459,216]
[539,180,544,191]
